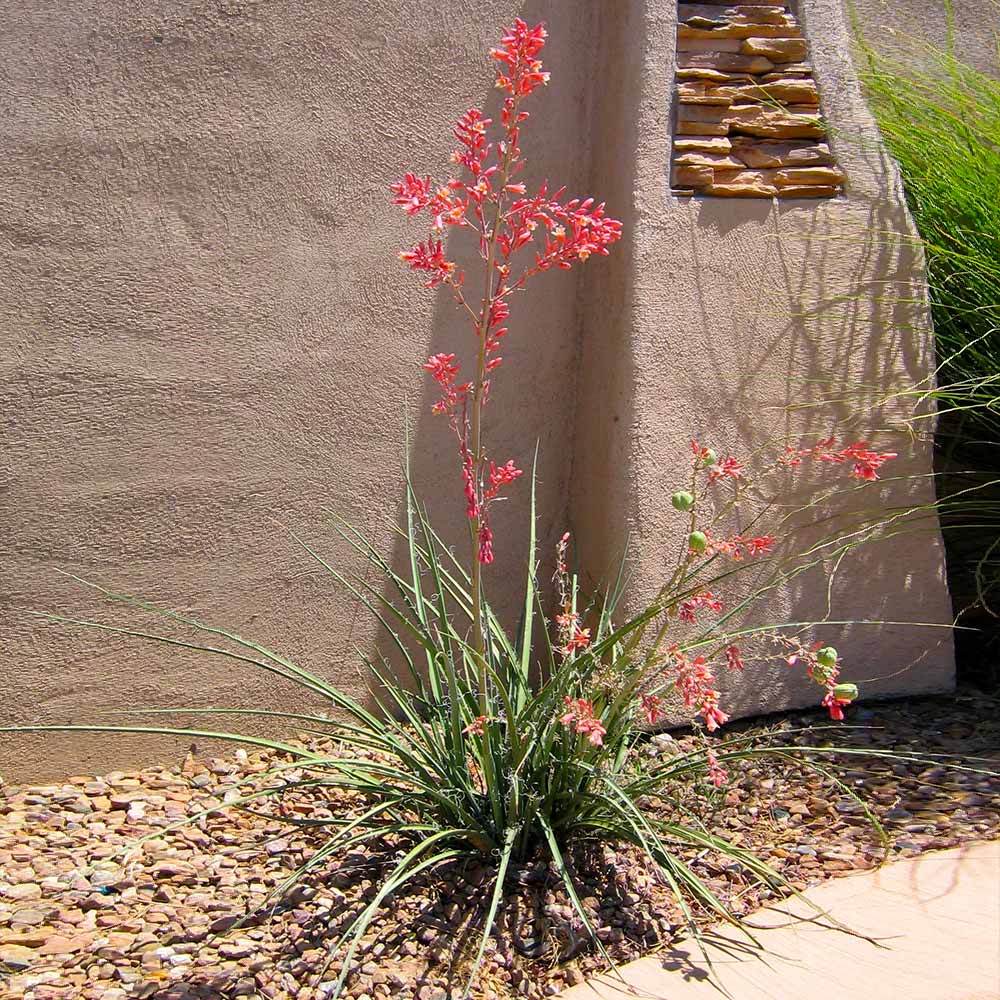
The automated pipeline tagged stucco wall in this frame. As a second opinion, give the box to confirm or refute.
[1,0,960,781]
[850,0,999,76]
[1,0,598,780]
[571,0,956,724]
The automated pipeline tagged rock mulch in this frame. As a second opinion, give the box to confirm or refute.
[1,691,997,1000]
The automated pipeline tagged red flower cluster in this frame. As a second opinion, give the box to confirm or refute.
[708,455,744,483]
[679,590,723,624]
[393,20,621,566]
[640,692,665,726]
[775,636,855,720]
[399,239,456,288]
[564,626,592,655]
[478,523,494,564]
[554,608,577,632]
[520,192,624,274]
[821,688,853,721]
[706,748,729,788]
[462,715,487,736]
[556,611,591,656]
[482,296,509,375]
[392,172,432,215]
[690,530,775,560]
[560,697,606,746]
[486,460,522,500]
[490,19,550,96]
[423,353,469,417]
[452,107,494,202]
[724,645,745,672]
[783,437,898,481]
[668,647,729,732]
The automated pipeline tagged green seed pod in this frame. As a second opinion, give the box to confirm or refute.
[688,531,708,555]
[671,490,695,512]
[832,683,858,703]
[816,646,839,669]
[701,448,718,468]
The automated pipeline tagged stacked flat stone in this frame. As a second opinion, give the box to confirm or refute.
[672,1,845,198]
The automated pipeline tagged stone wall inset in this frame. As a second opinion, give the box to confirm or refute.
[672,1,846,197]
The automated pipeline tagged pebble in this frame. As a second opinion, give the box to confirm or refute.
[11,908,48,926]
[3,883,42,901]
[0,943,35,970]
[0,694,995,1000]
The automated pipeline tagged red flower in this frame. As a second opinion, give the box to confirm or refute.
[708,456,744,483]
[841,442,898,481]
[478,523,494,565]
[783,437,897,481]
[679,590,724,624]
[490,19,550,96]
[744,535,774,557]
[399,240,455,287]
[463,715,488,736]
[427,186,468,231]
[391,172,432,215]
[529,196,623,272]
[554,610,579,631]
[701,695,729,733]
[706,748,728,788]
[724,645,745,672]
[822,689,850,721]
[564,625,591,655]
[451,107,493,182]
[640,693,664,726]
[485,459,523,499]
[425,354,470,417]
[669,649,729,732]
[560,697,606,747]
[698,531,773,560]
[424,353,459,385]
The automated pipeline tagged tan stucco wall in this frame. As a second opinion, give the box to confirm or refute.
[1,0,958,781]
[571,0,957,724]
[850,0,999,76]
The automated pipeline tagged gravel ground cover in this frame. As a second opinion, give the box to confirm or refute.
[2,690,997,1000]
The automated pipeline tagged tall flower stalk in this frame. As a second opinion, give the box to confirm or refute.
[393,19,623,661]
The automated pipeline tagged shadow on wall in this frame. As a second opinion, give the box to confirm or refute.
[565,0,952,722]
[565,0,644,611]
[676,168,951,714]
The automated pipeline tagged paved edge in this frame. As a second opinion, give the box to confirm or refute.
[562,842,1000,1000]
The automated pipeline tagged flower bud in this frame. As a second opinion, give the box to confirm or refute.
[688,531,708,555]
[816,646,838,669]
[671,491,695,512]
[832,683,858,703]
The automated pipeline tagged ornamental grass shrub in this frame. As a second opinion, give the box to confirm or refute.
[854,17,1000,685]
[5,19,949,998]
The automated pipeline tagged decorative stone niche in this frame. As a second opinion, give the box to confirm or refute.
[672,1,846,197]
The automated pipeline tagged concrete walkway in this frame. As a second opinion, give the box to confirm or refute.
[564,842,1000,1000]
